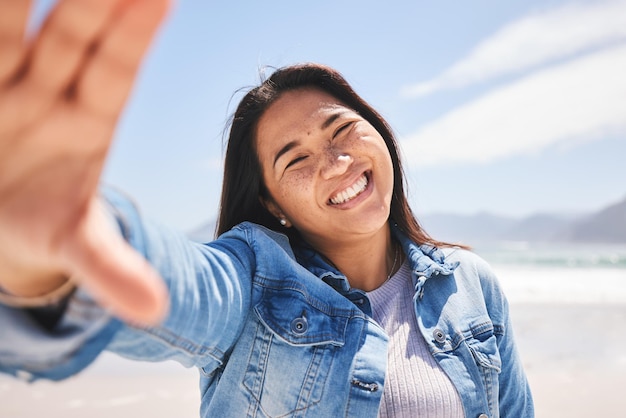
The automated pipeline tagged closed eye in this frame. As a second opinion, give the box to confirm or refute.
[286,155,308,169]
[333,121,354,138]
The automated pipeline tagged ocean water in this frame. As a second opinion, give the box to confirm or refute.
[473,242,626,304]
[474,242,626,269]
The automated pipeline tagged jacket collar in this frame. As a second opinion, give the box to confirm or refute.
[390,223,459,279]
[293,222,459,291]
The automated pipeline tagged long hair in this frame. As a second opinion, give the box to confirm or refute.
[217,63,452,248]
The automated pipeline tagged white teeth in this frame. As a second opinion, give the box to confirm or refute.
[330,174,368,205]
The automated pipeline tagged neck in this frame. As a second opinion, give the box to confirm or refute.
[311,225,402,291]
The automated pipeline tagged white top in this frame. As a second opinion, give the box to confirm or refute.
[367,260,464,418]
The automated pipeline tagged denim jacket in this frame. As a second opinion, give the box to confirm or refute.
[0,190,533,418]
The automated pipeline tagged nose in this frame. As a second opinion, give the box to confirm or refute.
[320,151,353,180]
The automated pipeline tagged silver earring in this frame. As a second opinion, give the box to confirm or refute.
[279,218,287,226]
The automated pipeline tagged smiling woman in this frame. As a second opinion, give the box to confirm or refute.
[0,2,533,417]
[218,65,443,249]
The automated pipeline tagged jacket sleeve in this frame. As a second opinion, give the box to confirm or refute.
[0,187,254,381]
[476,256,534,417]
[496,294,535,417]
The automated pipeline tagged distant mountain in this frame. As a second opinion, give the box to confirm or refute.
[501,213,572,242]
[418,212,516,244]
[559,196,626,243]
[188,196,626,244]
[421,195,626,244]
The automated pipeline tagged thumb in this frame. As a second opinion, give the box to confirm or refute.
[61,201,169,325]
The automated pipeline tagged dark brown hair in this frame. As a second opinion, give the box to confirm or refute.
[217,63,452,248]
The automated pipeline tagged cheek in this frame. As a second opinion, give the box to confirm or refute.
[356,136,393,173]
[275,170,316,210]
[360,135,394,185]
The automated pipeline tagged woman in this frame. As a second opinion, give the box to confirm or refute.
[0,1,533,417]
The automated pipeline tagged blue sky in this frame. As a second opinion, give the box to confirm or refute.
[36,0,626,232]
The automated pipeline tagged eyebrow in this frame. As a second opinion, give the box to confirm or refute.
[321,111,347,130]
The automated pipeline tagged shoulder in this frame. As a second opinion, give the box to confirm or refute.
[441,247,508,307]
[196,222,294,275]
[218,222,290,248]
[218,222,300,277]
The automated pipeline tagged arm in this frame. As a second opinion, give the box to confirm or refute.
[475,256,534,416]
[0,0,244,381]
[496,296,534,417]
[0,188,253,380]
[103,188,254,371]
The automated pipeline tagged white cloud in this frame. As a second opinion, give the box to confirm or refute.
[400,44,626,166]
[402,0,626,98]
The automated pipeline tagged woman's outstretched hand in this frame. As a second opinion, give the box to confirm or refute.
[0,0,171,324]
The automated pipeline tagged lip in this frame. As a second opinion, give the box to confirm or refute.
[327,170,373,209]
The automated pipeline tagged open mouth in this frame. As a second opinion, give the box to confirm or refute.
[329,172,369,205]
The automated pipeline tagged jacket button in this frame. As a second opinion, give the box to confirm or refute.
[477,414,489,418]
[433,328,446,343]
[291,317,308,334]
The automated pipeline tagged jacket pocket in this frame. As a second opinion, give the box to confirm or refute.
[466,320,502,416]
[467,323,502,371]
[243,287,348,417]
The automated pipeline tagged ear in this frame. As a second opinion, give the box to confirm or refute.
[259,196,291,228]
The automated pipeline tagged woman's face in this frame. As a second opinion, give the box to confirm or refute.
[255,88,394,248]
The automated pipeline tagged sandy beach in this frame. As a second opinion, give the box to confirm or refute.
[1,267,625,417]
[512,303,626,417]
